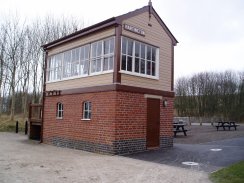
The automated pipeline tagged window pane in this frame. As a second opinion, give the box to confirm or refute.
[135,58,139,73]
[92,43,97,57]
[147,61,151,75]
[63,51,72,78]
[127,56,132,72]
[63,51,71,62]
[109,57,114,70]
[110,38,114,53]
[80,45,89,75]
[57,103,63,118]
[72,48,80,62]
[103,58,109,71]
[49,70,53,81]
[80,60,84,74]
[54,69,58,80]
[147,46,152,60]
[96,59,101,72]
[97,41,102,56]
[71,48,79,76]
[80,47,85,60]
[152,62,156,76]
[152,47,156,61]
[53,56,57,68]
[141,59,145,74]
[56,54,62,67]
[85,45,90,59]
[104,39,109,55]
[72,62,79,76]
[122,55,126,70]
[127,39,133,56]
[57,67,62,79]
[83,60,89,74]
[141,45,145,59]
[91,60,96,73]
[83,102,91,119]
[88,102,91,110]
[49,57,53,68]
[84,102,88,110]
[84,111,88,119]
[122,37,127,54]
[135,42,140,57]
[88,112,91,119]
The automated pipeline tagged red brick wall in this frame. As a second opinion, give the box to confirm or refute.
[115,92,174,141]
[43,91,116,145]
[160,97,174,137]
[42,90,174,153]
[115,92,147,140]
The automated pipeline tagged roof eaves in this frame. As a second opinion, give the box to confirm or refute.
[42,5,178,50]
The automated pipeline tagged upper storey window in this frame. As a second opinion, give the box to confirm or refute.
[121,37,159,79]
[91,38,114,74]
[47,37,114,82]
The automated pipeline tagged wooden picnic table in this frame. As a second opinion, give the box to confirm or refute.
[215,121,239,131]
[173,123,188,137]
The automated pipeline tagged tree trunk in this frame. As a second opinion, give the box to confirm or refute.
[10,84,15,121]
[0,90,2,118]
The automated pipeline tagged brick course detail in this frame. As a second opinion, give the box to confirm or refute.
[43,91,174,154]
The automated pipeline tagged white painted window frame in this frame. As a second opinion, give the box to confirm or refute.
[120,36,159,80]
[56,102,63,119]
[90,37,115,75]
[82,101,91,120]
[47,37,115,83]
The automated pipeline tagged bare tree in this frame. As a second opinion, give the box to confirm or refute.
[0,13,83,120]
[175,70,243,121]
[0,24,7,117]
[2,15,28,120]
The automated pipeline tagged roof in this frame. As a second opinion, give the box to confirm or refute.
[42,5,178,50]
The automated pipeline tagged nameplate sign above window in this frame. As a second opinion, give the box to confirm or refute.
[124,24,145,36]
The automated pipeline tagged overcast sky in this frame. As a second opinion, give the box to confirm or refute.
[1,0,244,80]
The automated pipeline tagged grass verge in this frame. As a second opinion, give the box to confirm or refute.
[210,161,244,183]
[0,115,27,132]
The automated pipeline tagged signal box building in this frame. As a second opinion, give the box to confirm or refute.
[40,3,178,154]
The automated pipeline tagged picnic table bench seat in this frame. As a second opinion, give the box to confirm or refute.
[173,127,188,137]
[215,122,239,131]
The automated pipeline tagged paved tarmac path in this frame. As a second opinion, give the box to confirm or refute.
[128,137,244,173]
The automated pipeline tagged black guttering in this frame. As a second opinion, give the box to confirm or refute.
[42,5,178,51]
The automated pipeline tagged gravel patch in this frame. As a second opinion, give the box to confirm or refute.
[0,132,211,183]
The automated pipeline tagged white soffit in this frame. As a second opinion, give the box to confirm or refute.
[144,94,162,99]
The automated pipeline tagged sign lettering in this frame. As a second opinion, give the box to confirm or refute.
[124,24,145,36]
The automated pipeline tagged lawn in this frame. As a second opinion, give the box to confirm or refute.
[210,161,244,183]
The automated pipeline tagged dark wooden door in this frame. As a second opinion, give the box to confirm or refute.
[146,98,160,148]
